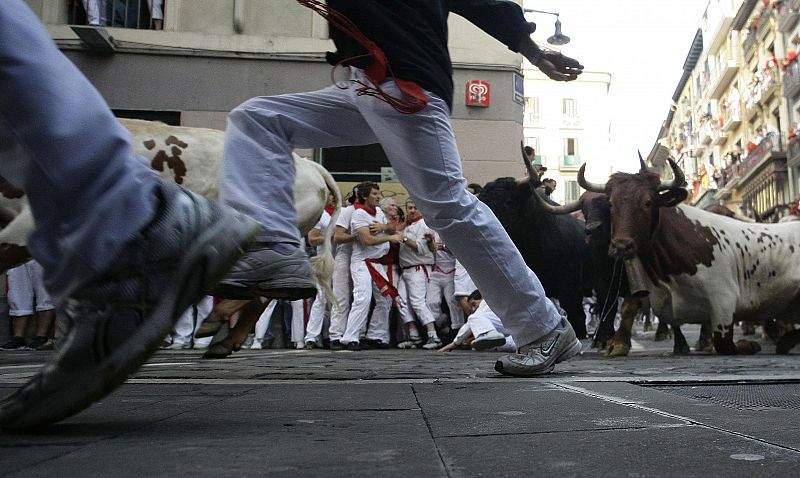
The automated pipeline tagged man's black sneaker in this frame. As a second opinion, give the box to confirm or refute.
[26,336,50,351]
[345,342,361,351]
[213,244,317,300]
[0,183,258,430]
[0,337,29,351]
[360,338,390,350]
[329,340,343,350]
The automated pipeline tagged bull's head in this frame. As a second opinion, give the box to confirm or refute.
[577,153,687,259]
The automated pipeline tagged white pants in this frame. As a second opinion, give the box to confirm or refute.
[170,295,213,347]
[341,261,391,345]
[147,0,164,20]
[400,265,434,326]
[220,67,559,346]
[81,0,106,25]
[328,248,352,341]
[304,281,329,343]
[290,299,307,346]
[426,270,463,329]
[254,300,279,341]
[454,300,516,352]
[6,260,53,316]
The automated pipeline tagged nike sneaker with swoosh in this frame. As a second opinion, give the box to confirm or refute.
[494,317,582,376]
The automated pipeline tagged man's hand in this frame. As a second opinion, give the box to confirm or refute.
[533,50,583,82]
[368,222,384,235]
[518,36,583,82]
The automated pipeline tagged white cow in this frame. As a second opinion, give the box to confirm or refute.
[0,119,341,292]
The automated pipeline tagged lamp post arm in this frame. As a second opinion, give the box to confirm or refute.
[523,8,560,18]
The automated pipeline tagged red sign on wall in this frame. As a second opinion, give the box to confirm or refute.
[466,80,490,107]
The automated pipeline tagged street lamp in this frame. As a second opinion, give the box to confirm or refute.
[523,8,570,46]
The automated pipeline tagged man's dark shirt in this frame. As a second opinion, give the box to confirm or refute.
[326,0,533,110]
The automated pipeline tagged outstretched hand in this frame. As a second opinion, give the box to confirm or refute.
[533,50,583,82]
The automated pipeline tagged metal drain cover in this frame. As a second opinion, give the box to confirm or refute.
[649,383,800,411]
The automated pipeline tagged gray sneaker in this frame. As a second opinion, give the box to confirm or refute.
[0,183,258,430]
[494,318,582,377]
[213,244,316,300]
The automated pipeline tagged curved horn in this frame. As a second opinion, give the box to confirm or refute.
[638,150,647,171]
[530,188,583,215]
[577,163,606,193]
[657,157,687,191]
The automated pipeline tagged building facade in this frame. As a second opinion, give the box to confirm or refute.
[26,0,534,201]
[521,68,612,205]
[661,0,800,222]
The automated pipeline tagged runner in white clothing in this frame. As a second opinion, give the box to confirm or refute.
[339,182,402,350]
[304,197,335,348]
[397,199,440,349]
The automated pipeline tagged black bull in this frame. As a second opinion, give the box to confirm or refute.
[478,177,592,339]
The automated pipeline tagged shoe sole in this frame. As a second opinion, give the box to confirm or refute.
[471,336,508,351]
[0,209,259,430]
[214,282,317,301]
[494,338,582,377]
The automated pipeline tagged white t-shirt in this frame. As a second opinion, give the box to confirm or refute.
[312,210,331,256]
[351,206,389,262]
[398,218,434,268]
[335,205,355,256]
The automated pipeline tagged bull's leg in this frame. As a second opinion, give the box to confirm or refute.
[608,296,639,357]
[562,294,587,340]
[654,320,672,342]
[712,323,737,355]
[694,322,713,352]
[776,330,800,354]
[591,301,616,350]
[204,300,268,359]
[671,325,690,355]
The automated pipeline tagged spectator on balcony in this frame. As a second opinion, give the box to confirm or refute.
[147,0,163,30]
[80,0,107,26]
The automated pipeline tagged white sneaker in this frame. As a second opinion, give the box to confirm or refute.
[164,341,190,350]
[396,340,418,349]
[471,330,507,351]
[494,318,582,376]
[250,340,263,350]
[422,337,442,350]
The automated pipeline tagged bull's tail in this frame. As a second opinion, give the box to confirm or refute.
[307,161,341,311]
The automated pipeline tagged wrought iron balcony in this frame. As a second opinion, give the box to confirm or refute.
[784,60,800,98]
[778,2,800,32]
[559,154,581,170]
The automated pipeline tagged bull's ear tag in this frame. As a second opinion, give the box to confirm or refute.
[657,188,687,208]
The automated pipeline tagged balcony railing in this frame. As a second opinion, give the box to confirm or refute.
[721,99,741,131]
[784,60,800,98]
[561,115,582,129]
[745,66,779,116]
[743,29,758,57]
[738,132,783,180]
[756,6,773,38]
[560,154,581,170]
[68,0,164,30]
[788,135,800,163]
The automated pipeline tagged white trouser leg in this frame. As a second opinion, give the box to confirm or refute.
[426,272,447,325]
[365,270,392,343]
[439,273,463,329]
[402,267,434,326]
[290,299,306,345]
[470,300,515,350]
[327,249,352,341]
[304,282,327,343]
[341,261,373,345]
[254,300,278,341]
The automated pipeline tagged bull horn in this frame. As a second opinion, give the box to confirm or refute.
[657,156,687,191]
[638,150,647,171]
[530,186,583,215]
[577,163,606,193]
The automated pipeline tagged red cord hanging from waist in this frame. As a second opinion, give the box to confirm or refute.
[296,0,428,114]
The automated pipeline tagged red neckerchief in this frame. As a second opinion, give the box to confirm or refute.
[406,216,423,226]
[354,202,377,216]
[324,204,335,215]
[295,0,428,114]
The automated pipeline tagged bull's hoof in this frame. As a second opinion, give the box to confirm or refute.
[202,343,234,359]
[607,343,630,357]
[735,339,761,355]
[673,343,691,355]
[694,340,714,353]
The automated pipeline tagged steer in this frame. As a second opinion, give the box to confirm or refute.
[577,158,800,354]
[0,119,341,355]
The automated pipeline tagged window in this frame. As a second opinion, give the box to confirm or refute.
[564,180,580,203]
[563,98,578,118]
[68,0,165,30]
[564,138,579,155]
[321,143,389,183]
[524,136,539,151]
[525,97,540,124]
[561,138,580,168]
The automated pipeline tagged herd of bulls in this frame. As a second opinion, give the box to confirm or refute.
[0,119,798,358]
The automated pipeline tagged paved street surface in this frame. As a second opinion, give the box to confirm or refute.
[2,324,800,477]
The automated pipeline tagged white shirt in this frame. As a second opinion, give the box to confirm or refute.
[312,210,331,256]
[350,206,389,262]
[398,218,434,268]
[432,231,456,272]
[335,205,355,256]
